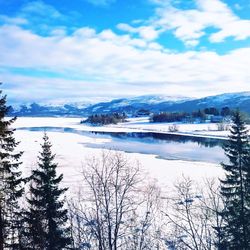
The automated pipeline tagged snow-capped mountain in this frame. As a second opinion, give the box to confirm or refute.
[116,95,191,105]
[170,92,250,113]
[82,92,250,115]
[82,95,191,115]
[9,102,87,117]
[9,92,250,117]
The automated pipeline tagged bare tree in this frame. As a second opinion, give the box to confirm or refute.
[67,153,228,250]
[196,179,226,249]
[125,182,166,250]
[67,192,93,249]
[163,177,225,250]
[71,151,141,250]
[68,151,170,250]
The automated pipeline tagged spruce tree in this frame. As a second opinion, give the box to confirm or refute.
[0,85,24,249]
[26,133,71,250]
[220,110,250,249]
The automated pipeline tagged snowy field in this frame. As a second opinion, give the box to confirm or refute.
[14,116,247,139]
[14,117,226,195]
[111,117,234,139]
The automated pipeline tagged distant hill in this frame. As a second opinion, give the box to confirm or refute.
[82,92,250,115]
[169,92,250,113]
[82,95,191,115]
[9,102,87,117]
[9,92,250,117]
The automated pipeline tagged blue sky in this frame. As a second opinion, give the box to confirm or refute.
[0,0,250,105]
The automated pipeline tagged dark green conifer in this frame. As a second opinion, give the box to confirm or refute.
[26,133,71,250]
[220,110,250,249]
[0,85,24,250]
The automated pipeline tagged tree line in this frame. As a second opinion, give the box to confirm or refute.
[1,86,250,249]
[151,107,233,123]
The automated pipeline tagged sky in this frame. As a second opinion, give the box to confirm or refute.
[0,0,250,105]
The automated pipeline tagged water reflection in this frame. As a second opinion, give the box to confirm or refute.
[18,126,226,163]
[93,132,224,148]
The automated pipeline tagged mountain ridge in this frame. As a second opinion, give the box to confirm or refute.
[9,92,250,117]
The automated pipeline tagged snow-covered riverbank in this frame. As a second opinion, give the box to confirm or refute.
[13,117,225,195]
[14,116,240,139]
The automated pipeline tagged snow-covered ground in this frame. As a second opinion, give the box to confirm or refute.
[14,117,225,195]
[14,117,145,133]
[111,117,233,139]
[14,116,243,139]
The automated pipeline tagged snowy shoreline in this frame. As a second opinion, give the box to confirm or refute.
[13,116,236,140]
[15,130,224,194]
[13,117,226,194]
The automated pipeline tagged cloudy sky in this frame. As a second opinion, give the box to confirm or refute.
[1,0,250,104]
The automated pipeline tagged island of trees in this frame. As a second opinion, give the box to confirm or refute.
[81,112,127,125]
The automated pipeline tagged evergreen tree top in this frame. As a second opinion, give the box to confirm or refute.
[26,132,71,249]
[0,84,24,250]
[220,109,250,249]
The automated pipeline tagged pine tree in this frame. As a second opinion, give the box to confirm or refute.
[220,110,250,249]
[0,85,24,249]
[26,133,71,250]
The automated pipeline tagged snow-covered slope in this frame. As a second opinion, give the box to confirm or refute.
[173,92,250,113]
[82,92,250,115]
[83,95,191,115]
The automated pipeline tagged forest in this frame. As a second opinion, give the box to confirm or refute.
[150,107,233,123]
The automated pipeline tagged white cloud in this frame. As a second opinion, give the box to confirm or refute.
[1,23,250,103]
[0,1,68,36]
[1,0,250,103]
[117,23,160,41]
[117,23,136,32]
[24,1,61,17]
[21,1,64,19]
[120,0,250,46]
[136,26,160,41]
[0,15,28,25]
[153,0,250,45]
[209,19,250,42]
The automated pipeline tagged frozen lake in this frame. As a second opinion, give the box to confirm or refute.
[14,118,225,192]
[18,126,226,164]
